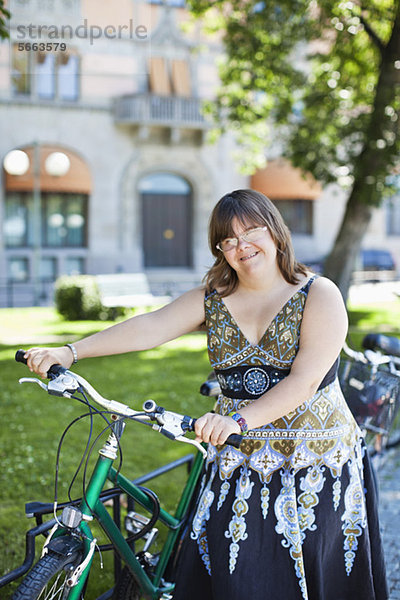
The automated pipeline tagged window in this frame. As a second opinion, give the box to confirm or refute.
[273,199,313,235]
[65,257,85,275]
[11,45,30,95]
[43,194,87,247]
[386,195,400,236]
[149,57,172,96]
[148,0,185,6]
[4,192,87,248]
[58,54,79,100]
[39,257,57,280]
[12,45,79,101]
[148,57,191,97]
[4,193,35,246]
[37,52,56,99]
[138,172,191,194]
[8,257,29,282]
[171,60,191,97]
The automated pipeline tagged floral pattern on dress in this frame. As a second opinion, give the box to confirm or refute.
[189,281,369,588]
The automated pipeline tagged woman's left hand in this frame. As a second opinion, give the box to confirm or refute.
[195,412,241,446]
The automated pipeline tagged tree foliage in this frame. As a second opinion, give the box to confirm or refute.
[0,0,10,39]
[188,0,400,299]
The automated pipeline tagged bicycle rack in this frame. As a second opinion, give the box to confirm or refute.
[0,453,195,599]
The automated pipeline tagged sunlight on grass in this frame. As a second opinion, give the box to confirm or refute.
[347,301,400,334]
[0,306,116,343]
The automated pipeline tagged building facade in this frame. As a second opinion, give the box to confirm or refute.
[0,0,399,307]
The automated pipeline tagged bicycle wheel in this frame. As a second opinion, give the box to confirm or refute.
[12,551,83,600]
[113,566,142,600]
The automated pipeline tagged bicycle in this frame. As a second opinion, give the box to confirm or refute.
[0,351,242,600]
[339,333,400,455]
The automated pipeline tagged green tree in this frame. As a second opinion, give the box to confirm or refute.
[188,0,400,301]
[0,0,10,39]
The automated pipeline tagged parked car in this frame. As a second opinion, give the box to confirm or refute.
[304,249,397,282]
[360,249,396,272]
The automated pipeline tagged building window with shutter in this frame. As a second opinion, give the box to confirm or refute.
[148,56,192,98]
[273,199,313,235]
[11,45,80,101]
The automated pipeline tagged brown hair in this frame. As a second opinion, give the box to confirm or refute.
[204,189,308,296]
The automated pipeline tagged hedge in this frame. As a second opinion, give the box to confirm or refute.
[54,275,125,321]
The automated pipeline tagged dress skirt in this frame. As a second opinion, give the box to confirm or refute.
[172,444,388,600]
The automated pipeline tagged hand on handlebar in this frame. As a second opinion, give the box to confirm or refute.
[23,347,74,378]
[15,352,243,451]
[195,412,241,446]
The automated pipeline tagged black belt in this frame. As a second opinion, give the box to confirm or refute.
[215,357,339,400]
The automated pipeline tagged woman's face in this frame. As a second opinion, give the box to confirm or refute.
[219,217,278,278]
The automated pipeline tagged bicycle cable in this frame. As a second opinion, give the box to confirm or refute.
[66,390,99,503]
[52,388,118,524]
[79,406,153,510]
[49,386,165,546]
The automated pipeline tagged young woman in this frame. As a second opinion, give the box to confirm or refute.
[25,190,387,600]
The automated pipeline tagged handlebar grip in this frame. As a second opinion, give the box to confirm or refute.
[225,433,243,449]
[191,417,242,449]
[15,350,67,379]
[199,380,221,397]
[15,349,27,365]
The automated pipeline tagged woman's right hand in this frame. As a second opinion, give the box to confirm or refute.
[24,346,75,378]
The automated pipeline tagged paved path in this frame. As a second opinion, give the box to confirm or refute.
[348,281,400,304]
[377,449,400,599]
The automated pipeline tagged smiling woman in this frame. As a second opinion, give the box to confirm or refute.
[23,189,388,600]
[205,189,308,298]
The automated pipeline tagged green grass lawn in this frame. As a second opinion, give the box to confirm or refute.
[0,309,211,599]
[347,300,400,345]
[1,301,400,599]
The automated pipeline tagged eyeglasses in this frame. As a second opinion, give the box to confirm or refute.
[216,226,268,252]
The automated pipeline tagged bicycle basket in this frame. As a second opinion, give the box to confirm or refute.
[339,359,400,430]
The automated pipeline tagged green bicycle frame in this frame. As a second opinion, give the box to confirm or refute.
[63,441,205,600]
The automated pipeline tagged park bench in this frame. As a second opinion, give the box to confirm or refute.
[96,273,171,309]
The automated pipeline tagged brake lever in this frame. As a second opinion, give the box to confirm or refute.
[47,373,80,397]
[175,435,207,458]
[150,411,207,456]
[19,372,81,398]
[19,377,49,392]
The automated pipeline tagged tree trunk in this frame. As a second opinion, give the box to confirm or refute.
[323,184,375,302]
[324,1,400,303]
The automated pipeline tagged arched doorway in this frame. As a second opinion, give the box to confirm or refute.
[138,172,192,268]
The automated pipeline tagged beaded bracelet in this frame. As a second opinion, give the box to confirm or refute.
[65,343,78,364]
[228,411,249,435]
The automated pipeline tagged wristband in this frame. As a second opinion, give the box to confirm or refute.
[228,411,248,435]
[65,343,78,364]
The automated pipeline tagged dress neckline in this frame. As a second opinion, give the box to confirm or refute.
[215,276,315,348]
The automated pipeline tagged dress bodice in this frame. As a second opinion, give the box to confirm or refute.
[204,277,358,482]
[205,277,316,399]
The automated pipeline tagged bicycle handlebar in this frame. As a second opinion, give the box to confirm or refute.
[342,340,400,368]
[363,333,400,359]
[14,351,243,452]
[15,349,67,379]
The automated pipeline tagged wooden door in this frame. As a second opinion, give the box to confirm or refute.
[142,192,192,267]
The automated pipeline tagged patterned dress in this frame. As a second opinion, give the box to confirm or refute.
[173,277,388,600]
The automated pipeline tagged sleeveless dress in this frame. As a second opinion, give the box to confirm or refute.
[173,277,388,600]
